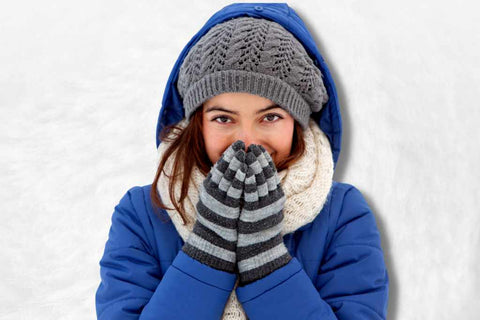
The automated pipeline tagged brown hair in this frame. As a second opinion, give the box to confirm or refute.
[150,106,306,224]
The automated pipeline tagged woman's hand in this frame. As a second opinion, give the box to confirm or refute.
[182,140,247,273]
[236,144,292,286]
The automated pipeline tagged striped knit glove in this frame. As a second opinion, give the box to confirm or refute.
[182,140,247,273]
[236,144,292,286]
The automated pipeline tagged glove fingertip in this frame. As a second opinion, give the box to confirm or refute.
[245,152,257,166]
[250,144,263,157]
[234,149,246,163]
[232,140,245,151]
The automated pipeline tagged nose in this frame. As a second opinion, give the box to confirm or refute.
[236,126,262,152]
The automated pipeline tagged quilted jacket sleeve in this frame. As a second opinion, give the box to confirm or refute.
[95,187,237,319]
[235,185,389,319]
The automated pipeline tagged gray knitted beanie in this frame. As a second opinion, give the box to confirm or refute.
[176,16,329,130]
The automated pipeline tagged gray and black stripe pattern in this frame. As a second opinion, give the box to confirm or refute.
[182,140,247,273]
[236,144,292,286]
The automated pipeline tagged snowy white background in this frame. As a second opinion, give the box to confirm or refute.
[1,0,479,319]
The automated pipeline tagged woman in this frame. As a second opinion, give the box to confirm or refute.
[95,3,389,319]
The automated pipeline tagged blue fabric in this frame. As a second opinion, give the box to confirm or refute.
[96,182,389,319]
[96,3,389,319]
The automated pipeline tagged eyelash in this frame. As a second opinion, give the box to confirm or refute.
[211,113,284,124]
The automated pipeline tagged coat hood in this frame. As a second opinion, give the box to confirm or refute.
[155,2,342,169]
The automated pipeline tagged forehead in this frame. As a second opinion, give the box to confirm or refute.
[203,92,285,113]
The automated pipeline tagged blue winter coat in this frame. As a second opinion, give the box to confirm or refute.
[95,3,389,319]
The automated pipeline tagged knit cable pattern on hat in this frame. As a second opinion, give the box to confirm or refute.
[176,16,329,130]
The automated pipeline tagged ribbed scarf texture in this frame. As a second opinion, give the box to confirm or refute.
[156,118,334,319]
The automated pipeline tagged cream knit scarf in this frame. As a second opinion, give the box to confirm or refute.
[156,118,334,319]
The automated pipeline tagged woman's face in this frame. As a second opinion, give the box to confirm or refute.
[202,92,295,168]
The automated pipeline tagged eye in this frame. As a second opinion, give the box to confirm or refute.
[212,115,232,124]
[211,113,283,125]
[263,113,283,123]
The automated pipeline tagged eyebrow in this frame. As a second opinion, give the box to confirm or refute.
[205,104,282,115]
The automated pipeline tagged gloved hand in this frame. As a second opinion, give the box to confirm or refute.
[236,144,292,286]
[182,140,248,273]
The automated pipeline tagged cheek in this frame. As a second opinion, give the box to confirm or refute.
[202,122,230,164]
[269,120,295,163]
[252,117,295,149]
